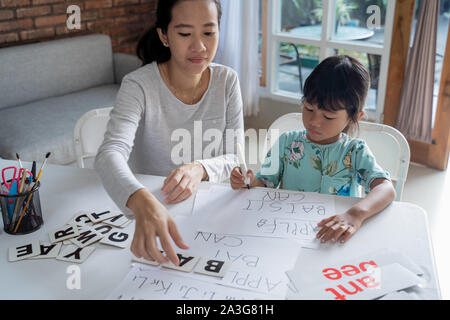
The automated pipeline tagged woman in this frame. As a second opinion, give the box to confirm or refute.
[95,0,244,266]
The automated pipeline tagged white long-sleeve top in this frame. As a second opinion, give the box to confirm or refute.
[94,62,244,218]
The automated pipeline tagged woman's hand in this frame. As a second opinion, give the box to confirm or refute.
[127,189,189,266]
[315,209,364,244]
[161,162,207,204]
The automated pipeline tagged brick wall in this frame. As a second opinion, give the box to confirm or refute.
[0,0,157,54]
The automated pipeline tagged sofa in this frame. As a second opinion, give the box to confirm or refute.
[0,34,142,165]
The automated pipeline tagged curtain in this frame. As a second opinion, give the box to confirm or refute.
[395,0,440,143]
[215,0,260,116]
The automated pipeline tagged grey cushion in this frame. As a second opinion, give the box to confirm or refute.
[113,52,142,84]
[0,84,120,165]
[0,34,114,110]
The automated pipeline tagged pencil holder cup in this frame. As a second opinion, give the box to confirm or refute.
[0,180,43,235]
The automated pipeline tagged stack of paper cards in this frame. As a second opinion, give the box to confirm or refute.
[8,209,133,264]
[285,248,426,300]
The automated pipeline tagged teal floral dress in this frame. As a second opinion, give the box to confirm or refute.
[255,130,390,197]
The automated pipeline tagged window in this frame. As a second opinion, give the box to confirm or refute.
[261,0,396,122]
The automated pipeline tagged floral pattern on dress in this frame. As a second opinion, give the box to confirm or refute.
[255,131,390,197]
[324,160,338,176]
[310,146,338,177]
[328,182,352,196]
[289,141,304,161]
[343,149,353,171]
[283,140,305,169]
[310,154,322,171]
[357,168,368,186]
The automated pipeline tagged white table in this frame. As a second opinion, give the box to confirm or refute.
[0,160,441,299]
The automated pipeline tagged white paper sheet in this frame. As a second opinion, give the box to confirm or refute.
[107,264,278,300]
[286,248,426,300]
[138,215,302,297]
[191,186,335,241]
[287,263,422,300]
[286,248,424,289]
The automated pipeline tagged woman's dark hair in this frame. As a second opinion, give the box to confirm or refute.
[301,55,370,133]
[137,0,222,65]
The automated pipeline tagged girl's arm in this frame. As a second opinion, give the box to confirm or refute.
[348,178,396,221]
[316,178,396,244]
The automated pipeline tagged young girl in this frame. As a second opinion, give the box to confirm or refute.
[231,55,396,244]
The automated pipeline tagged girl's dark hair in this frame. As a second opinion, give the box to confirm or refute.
[302,55,370,133]
[137,0,222,65]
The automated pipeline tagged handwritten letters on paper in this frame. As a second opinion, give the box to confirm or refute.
[192,186,335,241]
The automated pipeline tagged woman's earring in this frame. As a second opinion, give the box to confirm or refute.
[163,41,169,47]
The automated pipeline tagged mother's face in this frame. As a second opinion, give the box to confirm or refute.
[159,0,220,75]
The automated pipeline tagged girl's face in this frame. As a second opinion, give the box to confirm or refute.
[302,102,353,145]
[158,0,219,75]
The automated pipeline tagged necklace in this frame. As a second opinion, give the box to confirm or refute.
[161,63,207,105]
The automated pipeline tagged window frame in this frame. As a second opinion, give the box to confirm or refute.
[261,0,397,123]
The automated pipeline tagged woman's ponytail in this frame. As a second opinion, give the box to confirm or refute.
[136,26,171,65]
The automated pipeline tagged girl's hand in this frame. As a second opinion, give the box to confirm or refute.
[230,167,255,189]
[315,210,364,244]
[128,189,189,266]
[161,162,207,204]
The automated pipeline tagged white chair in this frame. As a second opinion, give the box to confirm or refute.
[73,107,113,169]
[263,112,410,201]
